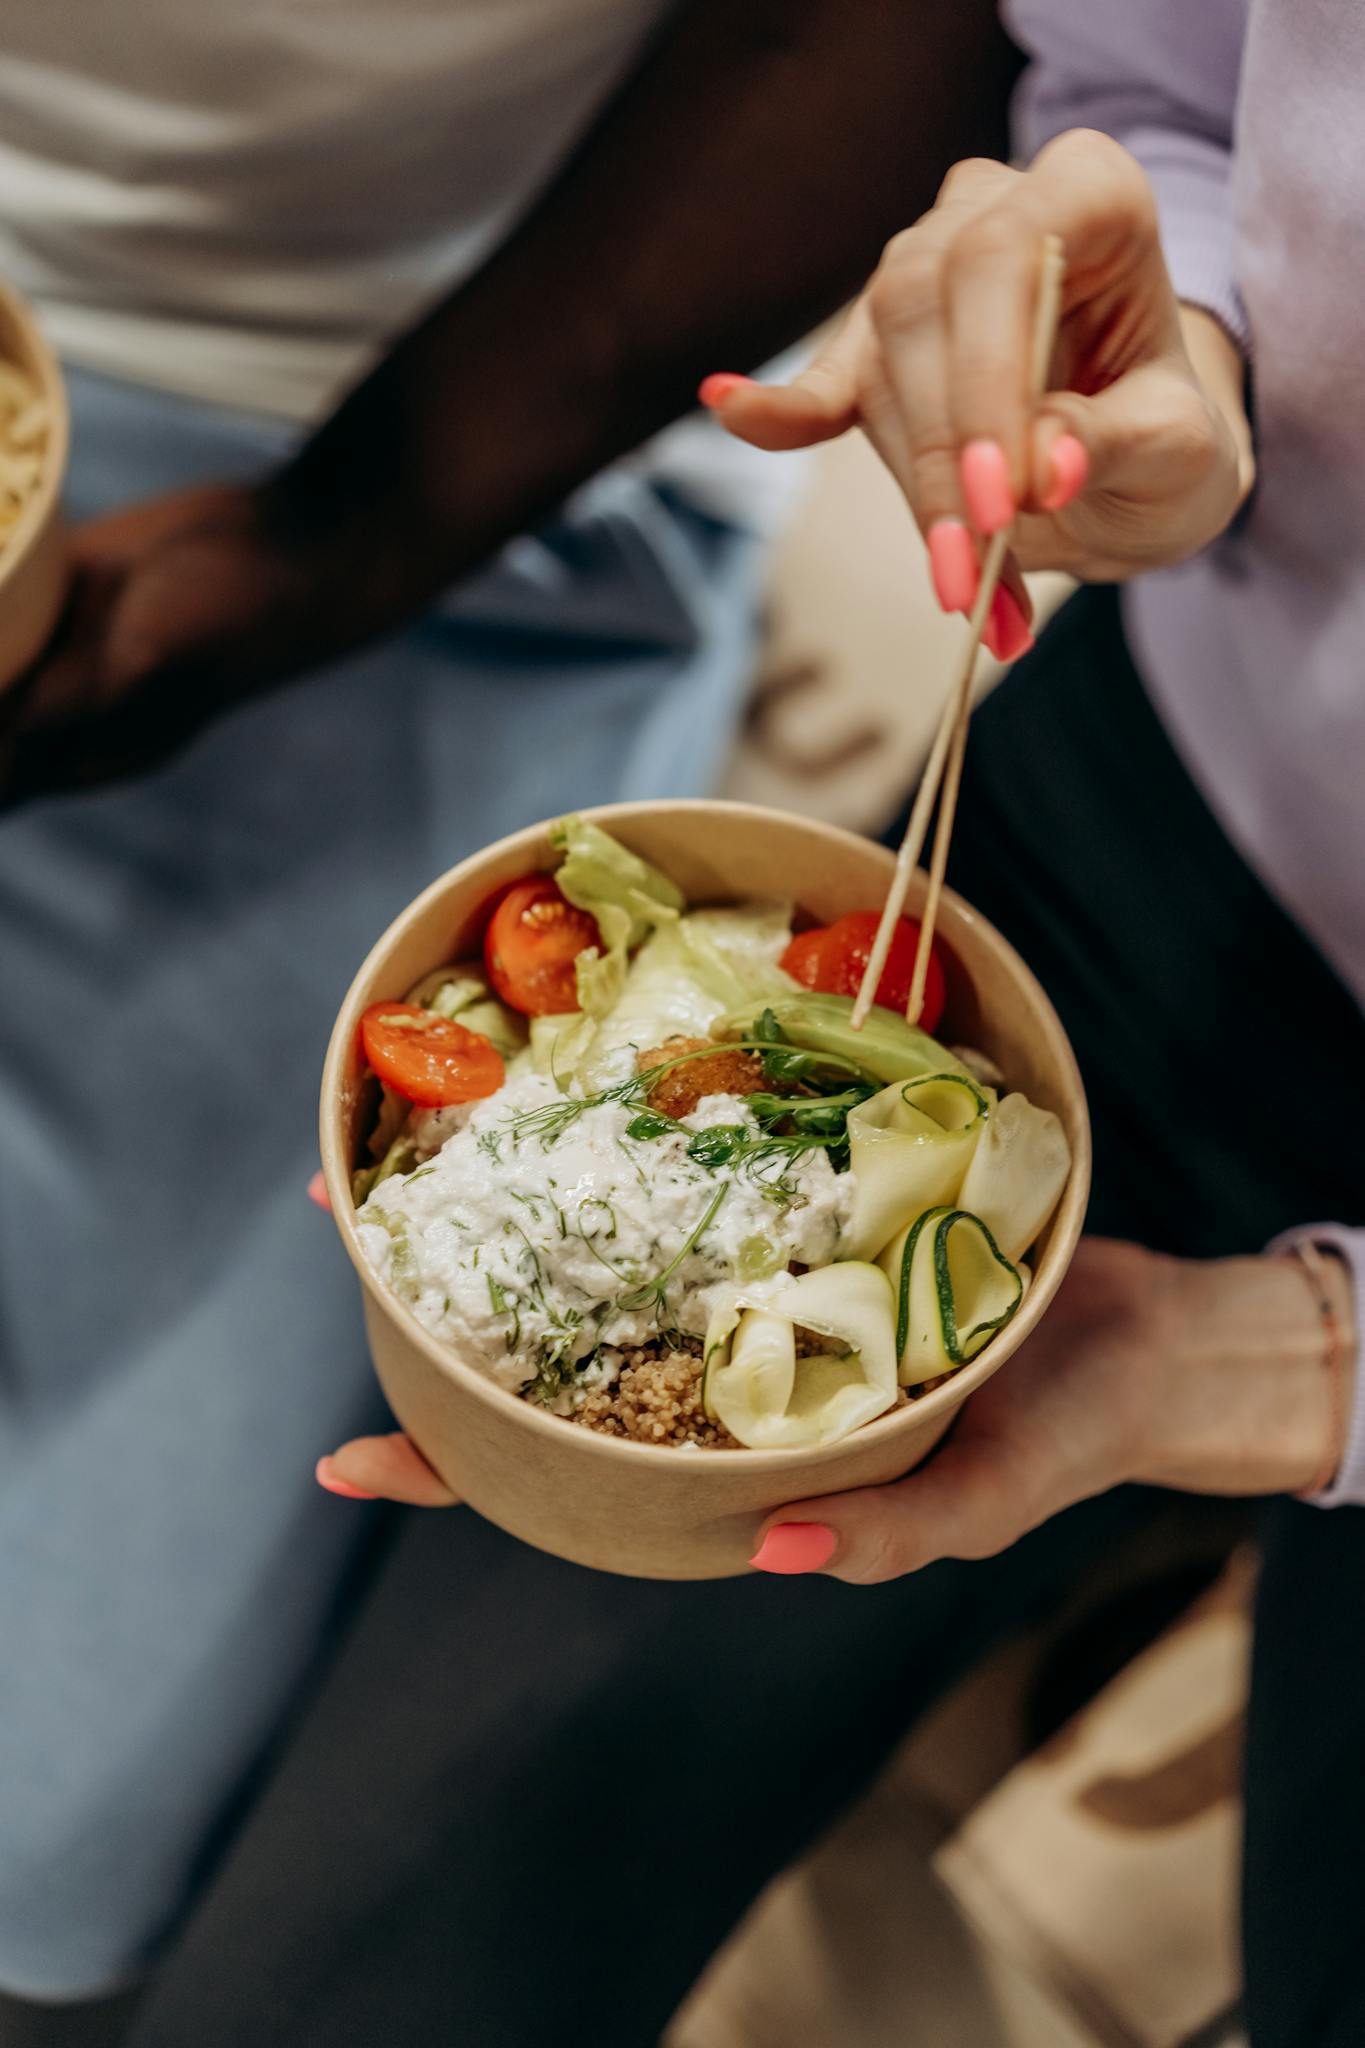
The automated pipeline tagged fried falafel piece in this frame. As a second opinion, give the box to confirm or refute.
[638,1036,767,1118]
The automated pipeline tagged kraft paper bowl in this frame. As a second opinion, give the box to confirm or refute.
[0,277,69,688]
[321,800,1089,1579]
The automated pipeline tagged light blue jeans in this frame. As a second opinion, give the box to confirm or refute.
[0,369,761,1997]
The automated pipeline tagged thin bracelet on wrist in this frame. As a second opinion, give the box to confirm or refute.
[1287,1242,1350,1497]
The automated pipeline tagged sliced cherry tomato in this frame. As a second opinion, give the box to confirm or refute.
[779,926,835,990]
[483,874,601,1017]
[782,910,947,1032]
[818,910,947,1030]
[360,1003,505,1106]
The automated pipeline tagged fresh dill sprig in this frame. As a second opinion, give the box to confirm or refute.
[573,1198,631,1284]
[521,1307,589,1403]
[497,1068,643,1149]
[494,1024,878,1157]
[486,1273,521,1352]
[471,1015,875,1360]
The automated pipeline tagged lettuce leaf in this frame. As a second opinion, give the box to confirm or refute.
[402,964,528,1058]
[549,815,685,1017]
[577,904,796,1090]
[517,1010,599,1084]
[681,903,796,1006]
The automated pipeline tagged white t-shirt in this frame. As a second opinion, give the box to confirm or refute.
[0,0,801,526]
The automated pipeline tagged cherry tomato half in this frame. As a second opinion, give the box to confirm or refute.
[360,1003,505,1106]
[778,927,834,990]
[781,910,947,1033]
[484,875,601,1017]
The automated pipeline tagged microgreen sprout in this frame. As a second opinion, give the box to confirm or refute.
[615,1182,729,1317]
[496,1020,879,1158]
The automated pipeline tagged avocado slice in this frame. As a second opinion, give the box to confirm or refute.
[716,991,968,1086]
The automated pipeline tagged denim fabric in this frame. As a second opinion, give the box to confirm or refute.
[0,368,761,1996]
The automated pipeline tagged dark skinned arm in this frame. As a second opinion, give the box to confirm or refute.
[1,0,1020,802]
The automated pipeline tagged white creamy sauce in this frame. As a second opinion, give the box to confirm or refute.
[358,1072,852,1400]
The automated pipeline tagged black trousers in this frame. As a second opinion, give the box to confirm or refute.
[937,587,1365,2048]
[56,589,1361,2047]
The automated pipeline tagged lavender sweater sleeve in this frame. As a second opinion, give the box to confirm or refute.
[1265,1227,1365,1508]
[1002,0,1251,348]
[1002,0,1365,1505]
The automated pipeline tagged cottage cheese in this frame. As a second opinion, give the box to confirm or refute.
[357,1073,851,1401]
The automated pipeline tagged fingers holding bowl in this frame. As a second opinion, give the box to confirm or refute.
[317,1432,461,1508]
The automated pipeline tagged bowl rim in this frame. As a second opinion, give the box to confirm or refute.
[321,798,1091,1477]
[0,275,71,588]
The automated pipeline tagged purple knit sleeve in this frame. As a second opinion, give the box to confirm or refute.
[1265,1225,1365,1509]
[1003,0,1251,350]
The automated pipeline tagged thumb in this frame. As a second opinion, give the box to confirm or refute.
[1024,385,1136,516]
[1011,361,1243,578]
[319,1431,461,1507]
[754,1432,1026,1585]
[699,298,870,452]
[1026,358,1223,513]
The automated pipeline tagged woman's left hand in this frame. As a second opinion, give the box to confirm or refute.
[316,1431,459,1507]
[750,1238,1353,1583]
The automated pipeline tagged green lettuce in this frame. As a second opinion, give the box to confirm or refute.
[403,963,528,1058]
[577,904,797,1090]
[518,1010,599,1084]
[549,815,685,1017]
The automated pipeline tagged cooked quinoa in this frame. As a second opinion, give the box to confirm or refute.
[565,1327,928,1450]
[569,1338,740,1449]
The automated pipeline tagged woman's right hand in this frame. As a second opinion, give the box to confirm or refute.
[703,131,1254,647]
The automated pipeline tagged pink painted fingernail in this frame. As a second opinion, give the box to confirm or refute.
[698,373,754,408]
[927,519,979,614]
[1041,432,1089,511]
[960,439,1015,534]
[307,1170,332,1214]
[749,1522,837,1575]
[983,583,1035,664]
[315,1456,377,1501]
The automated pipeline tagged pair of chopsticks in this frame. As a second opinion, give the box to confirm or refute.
[852,234,1066,1032]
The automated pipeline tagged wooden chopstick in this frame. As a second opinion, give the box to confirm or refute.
[851,233,1067,1031]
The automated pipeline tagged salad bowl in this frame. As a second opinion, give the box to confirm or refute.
[321,800,1090,1579]
[0,276,69,688]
